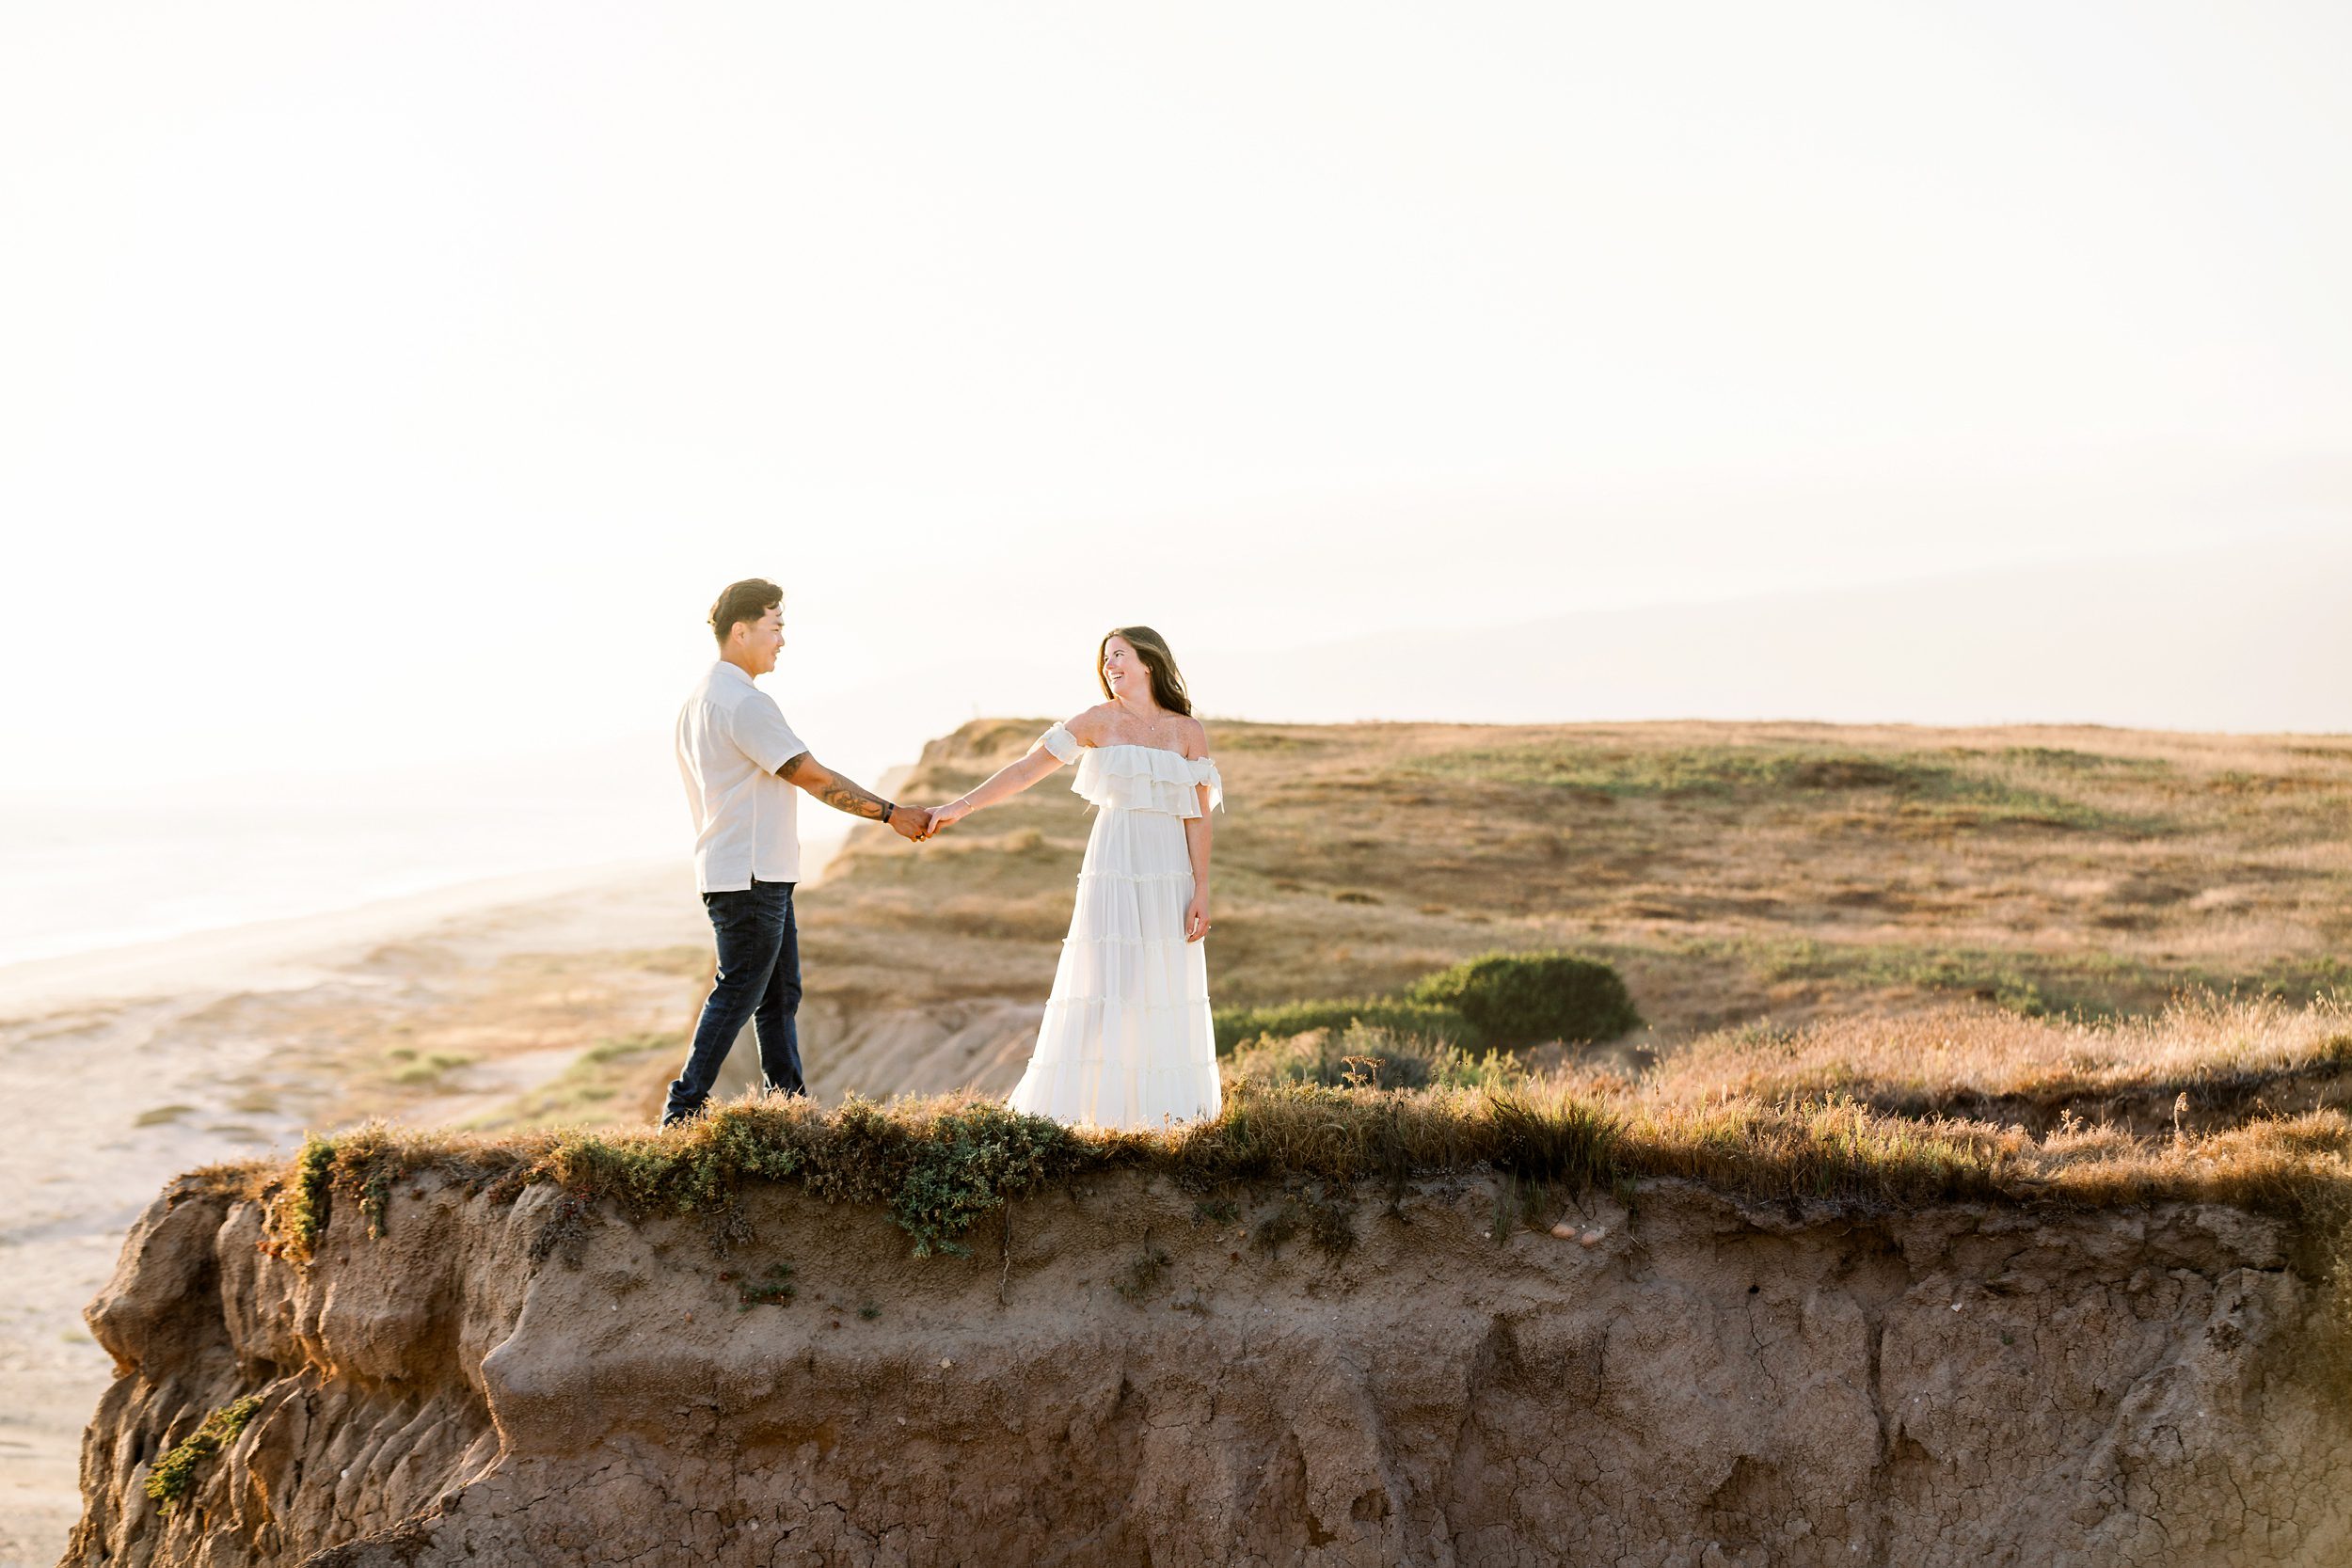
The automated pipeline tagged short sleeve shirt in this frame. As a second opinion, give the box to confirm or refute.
[675,661,806,891]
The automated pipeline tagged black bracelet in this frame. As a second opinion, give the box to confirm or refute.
[879,800,896,824]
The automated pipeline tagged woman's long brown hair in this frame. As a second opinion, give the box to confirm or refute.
[1097,626,1193,717]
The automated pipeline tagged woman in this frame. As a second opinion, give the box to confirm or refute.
[925,626,1224,1131]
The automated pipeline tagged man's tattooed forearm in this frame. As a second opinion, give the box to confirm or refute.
[818,780,889,819]
[774,752,887,819]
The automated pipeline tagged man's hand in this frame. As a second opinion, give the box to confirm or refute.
[922,799,973,841]
[888,804,933,843]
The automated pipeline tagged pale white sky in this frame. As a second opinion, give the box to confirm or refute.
[4,3,2348,800]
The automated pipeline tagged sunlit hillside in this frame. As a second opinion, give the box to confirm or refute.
[794,717,2352,1049]
[295,715,2352,1132]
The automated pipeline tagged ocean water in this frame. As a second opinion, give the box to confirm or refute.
[0,713,925,972]
[0,767,686,968]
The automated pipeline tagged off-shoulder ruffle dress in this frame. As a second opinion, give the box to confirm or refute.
[1007,723,1225,1131]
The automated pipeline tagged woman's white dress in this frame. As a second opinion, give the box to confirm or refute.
[1007,723,1225,1131]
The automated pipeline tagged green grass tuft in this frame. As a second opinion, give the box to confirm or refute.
[276,1134,337,1265]
[1214,997,1483,1055]
[736,1262,795,1310]
[1114,1243,1170,1303]
[1230,1022,1525,1092]
[144,1394,264,1513]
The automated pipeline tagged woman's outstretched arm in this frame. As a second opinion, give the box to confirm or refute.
[924,721,1085,835]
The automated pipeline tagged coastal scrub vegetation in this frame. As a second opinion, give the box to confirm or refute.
[1213,997,1485,1055]
[1227,1022,1525,1092]
[1211,950,1638,1055]
[1406,950,1642,1046]
[216,998,2351,1354]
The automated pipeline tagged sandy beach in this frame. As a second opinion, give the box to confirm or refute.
[0,859,732,1567]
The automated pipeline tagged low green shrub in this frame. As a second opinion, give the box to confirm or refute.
[1213,998,1483,1055]
[885,1099,1077,1257]
[278,1134,337,1265]
[1229,1022,1525,1092]
[1408,950,1641,1046]
[145,1394,264,1512]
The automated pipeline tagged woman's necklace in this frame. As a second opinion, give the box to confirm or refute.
[1108,701,1181,752]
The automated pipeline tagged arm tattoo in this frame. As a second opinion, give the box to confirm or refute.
[778,752,890,820]
[817,776,891,820]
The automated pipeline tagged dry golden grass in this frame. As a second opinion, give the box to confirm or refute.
[804,717,2352,1044]
[1597,997,2347,1214]
[208,999,2352,1261]
[1638,993,2352,1133]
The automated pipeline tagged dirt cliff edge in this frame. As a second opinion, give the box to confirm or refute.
[65,1170,2351,1567]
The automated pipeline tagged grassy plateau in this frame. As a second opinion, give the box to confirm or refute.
[192,717,2352,1367]
[787,717,2352,1044]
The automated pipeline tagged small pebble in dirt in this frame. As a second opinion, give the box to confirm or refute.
[1579,1227,1607,1247]
[1549,1221,1576,1240]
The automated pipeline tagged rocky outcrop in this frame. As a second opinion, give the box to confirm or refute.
[68,1169,2352,1566]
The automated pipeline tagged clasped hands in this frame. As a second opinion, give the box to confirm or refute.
[885,798,973,844]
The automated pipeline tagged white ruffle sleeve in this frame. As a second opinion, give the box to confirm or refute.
[1192,756,1224,814]
[1041,722,1081,764]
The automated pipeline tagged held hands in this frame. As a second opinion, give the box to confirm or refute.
[1184,892,1211,943]
[919,799,974,841]
[887,803,935,843]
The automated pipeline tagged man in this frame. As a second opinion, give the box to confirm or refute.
[662,578,930,1126]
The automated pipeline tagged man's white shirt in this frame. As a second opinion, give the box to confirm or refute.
[675,660,807,891]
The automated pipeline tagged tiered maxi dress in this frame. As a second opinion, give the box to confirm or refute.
[1006,723,1225,1131]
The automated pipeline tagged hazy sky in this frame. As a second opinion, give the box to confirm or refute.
[5,3,2348,799]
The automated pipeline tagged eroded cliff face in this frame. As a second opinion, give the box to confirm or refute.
[66,1169,2351,1568]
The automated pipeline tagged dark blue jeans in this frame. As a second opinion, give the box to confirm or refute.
[662,879,803,1125]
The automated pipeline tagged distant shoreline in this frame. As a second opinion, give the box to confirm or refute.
[0,858,659,973]
[0,858,687,1020]
[0,827,864,1021]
